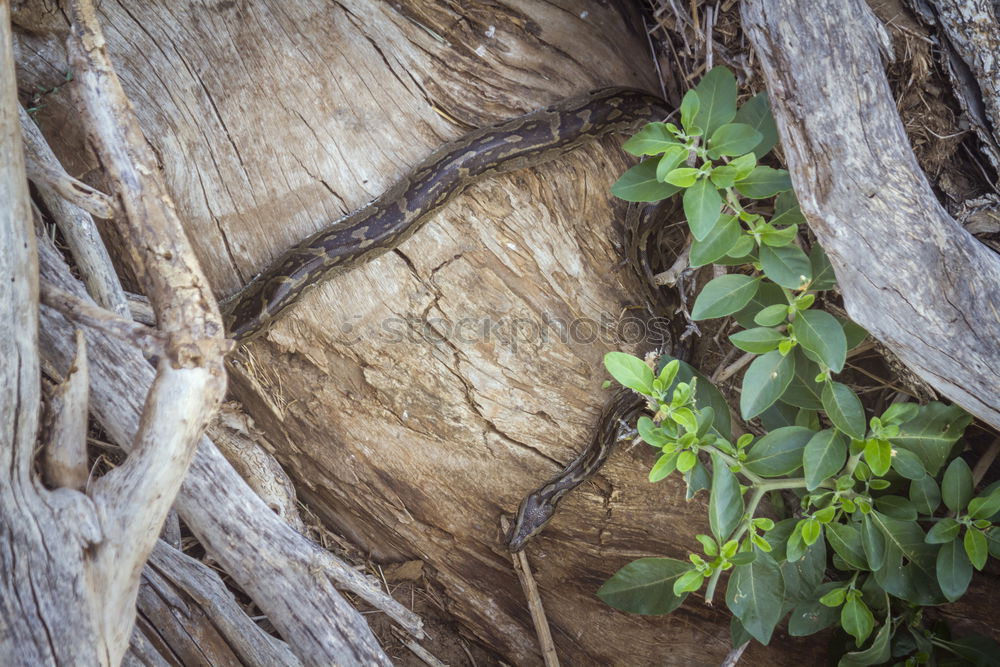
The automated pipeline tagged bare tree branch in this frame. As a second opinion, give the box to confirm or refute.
[38,236,403,664]
[19,104,128,316]
[40,281,164,357]
[42,330,90,490]
[57,0,229,659]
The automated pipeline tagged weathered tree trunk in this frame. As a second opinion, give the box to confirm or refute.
[741,0,1000,429]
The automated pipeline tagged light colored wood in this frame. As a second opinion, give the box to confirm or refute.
[38,235,405,664]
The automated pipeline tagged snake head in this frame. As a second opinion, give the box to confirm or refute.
[506,491,556,552]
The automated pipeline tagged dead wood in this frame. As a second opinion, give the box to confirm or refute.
[0,0,227,661]
[37,234,408,664]
[742,0,1000,430]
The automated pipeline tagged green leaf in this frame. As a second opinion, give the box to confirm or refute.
[707,123,762,159]
[780,534,826,601]
[744,425,811,477]
[733,92,778,158]
[676,450,697,473]
[826,523,868,570]
[819,586,846,608]
[869,512,944,605]
[673,568,707,595]
[725,548,784,645]
[733,281,784,329]
[801,518,821,546]
[597,557,690,614]
[822,382,866,440]
[683,179,723,241]
[780,349,824,411]
[841,595,874,647]
[987,527,1000,559]
[656,355,732,440]
[663,167,699,187]
[739,351,796,420]
[926,518,962,544]
[795,408,821,431]
[860,514,886,571]
[689,215,742,267]
[709,164,739,189]
[909,474,941,515]
[691,274,759,320]
[770,190,806,227]
[758,223,799,248]
[968,489,1000,520]
[890,447,925,481]
[716,235,756,266]
[933,636,1000,666]
[888,403,972,476]
[604,352,654,394]
[882,402,920,426]
[808,243,837,291]
[754,304,789,327]
[840,318,868,350]
[734,166,792,198]
[693,66,738,137]
[803,429,847,491]
[649,452,678,482]
[637,417,668,447]
[759,244,812,290]
[874,495,917,521]
[863,439,892,477]
[964,528,988,570]
[671,407,698,433]
[729,327,785,355]
[655,146,689,182]
[684,460,710,500]
[759,401,797,431]
[612,160,682,202]
[680,89,700,133]
[728,152,758,180]
[941,457,973,513]
[937,539,973,601]
[794,310,847,373]
[789,588,840,636]
[709,452,743,541]
[838,615,891,667]
[622,122,683,156]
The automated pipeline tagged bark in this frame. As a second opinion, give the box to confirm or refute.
[0,0,226,661]
[13,0,1000,664]
[919,0,1000,173]
[742,0,1000,430]
[129,540,302,666]
[37,235,402,665]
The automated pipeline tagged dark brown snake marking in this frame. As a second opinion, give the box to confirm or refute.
[220,88,672,550]
[221,88,669,341]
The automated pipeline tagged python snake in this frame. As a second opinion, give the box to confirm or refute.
[220,87,675,551]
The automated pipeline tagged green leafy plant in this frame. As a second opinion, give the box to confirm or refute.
[599,67,999,666]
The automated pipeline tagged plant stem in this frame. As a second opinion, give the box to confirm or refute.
[702,477,809,605]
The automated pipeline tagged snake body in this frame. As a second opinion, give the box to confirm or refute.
[222,87,668,340]
[222,87,674,550]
